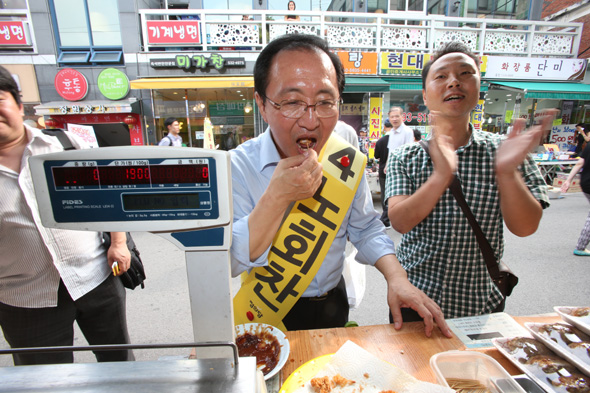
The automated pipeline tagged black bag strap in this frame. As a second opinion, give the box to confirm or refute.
[41,129,75,150]
[419,140,501,279]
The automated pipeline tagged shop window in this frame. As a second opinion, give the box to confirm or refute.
[49,0,123,66]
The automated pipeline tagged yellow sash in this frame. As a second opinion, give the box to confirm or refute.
[233,134,367,331]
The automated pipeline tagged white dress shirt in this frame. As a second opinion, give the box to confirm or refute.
[387,123,414,152]
[0,125,109,308]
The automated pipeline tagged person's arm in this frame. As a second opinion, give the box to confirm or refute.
[495,114,555,236]
[387,133,457,233]
[248,150,323,261]
[561,158,584,192]
[374,255,452,338]
[107,232,131,273]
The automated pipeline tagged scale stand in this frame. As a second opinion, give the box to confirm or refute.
[0,147,264,393]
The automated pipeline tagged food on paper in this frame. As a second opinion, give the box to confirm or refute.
[235,323,285,377]
[291,341,453,393]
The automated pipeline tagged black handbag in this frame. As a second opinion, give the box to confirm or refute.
[102,232,146,290]
[419,141,518,298]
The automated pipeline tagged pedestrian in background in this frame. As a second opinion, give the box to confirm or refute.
[561,143,590,256]
[285,0,300,20]
[385,42,552,320]
[413,128,422,142]
[386,106,414,151]
[334,120,359,146]
[158,117,182,146]
[0,65,134,365]
[573,123,589,156]
[374,119,394,227]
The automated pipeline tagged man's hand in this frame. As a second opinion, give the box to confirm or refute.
[375,256,452,338]
[107,232,131,274]
[387,275,453,338]
[267,149,323,208]
[496,110,557,176]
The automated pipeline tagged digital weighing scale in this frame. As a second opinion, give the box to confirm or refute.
[0,146,263,393]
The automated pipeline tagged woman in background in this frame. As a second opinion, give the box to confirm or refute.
[285,1,300,20]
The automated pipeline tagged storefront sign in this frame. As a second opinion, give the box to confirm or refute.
[146,20,201,45]
[486,57,587,81]
[471,100,485,131]
[209,100,248,116]
[97,68,129,100]
[340,103,366,116]
[54,69,89,101]
[337,52,378,75]
[0,21,30,46]
[150,55,245,71]
[368,96,383,140]
[380,53,431,76]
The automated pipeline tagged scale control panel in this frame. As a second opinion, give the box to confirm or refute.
[29,146,231,233]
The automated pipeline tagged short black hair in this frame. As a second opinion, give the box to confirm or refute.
[384,119,393,128]
[576,123,584,128]
[254,34,345,102]
[413,128,422,141]
[0,65,21,106]
[422,42,480,89]
[164,117,178,129]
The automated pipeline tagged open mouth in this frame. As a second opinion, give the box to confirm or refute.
[444,95,464,102]
[297,138,317,153]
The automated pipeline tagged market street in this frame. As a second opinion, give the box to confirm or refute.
[1,190,589,365]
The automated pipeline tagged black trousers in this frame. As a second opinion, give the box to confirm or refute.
[0,275,134,365]
[283,276,349,331]
[389,299,507,324]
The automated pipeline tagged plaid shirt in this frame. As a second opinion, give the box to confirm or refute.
[385,128,549,318]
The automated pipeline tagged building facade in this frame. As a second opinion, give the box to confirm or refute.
[0,0,588,152]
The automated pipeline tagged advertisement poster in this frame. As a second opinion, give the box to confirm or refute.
[337,51,378,75]
[368,97,383,140]
[486,57,587,81]
[471,100,485,131]
[67,123,98,148]
[203,117,215,149]
[549,124,576,151]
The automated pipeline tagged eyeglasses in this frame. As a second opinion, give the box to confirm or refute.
[263,96,341,119]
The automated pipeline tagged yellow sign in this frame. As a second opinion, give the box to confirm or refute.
[233,134,367,331]
[380,53,431,76]
[471,100,485,131]
[203,117,215,149]
[368,97,383,139]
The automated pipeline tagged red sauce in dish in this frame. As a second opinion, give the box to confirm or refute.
[236,331,280,375]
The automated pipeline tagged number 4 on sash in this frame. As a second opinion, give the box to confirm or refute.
[327,147,357,182]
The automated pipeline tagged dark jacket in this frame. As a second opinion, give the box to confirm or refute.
[374,135,389,178]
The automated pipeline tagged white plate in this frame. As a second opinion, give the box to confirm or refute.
[492,336,589,393]
[554,306,590,336]
[525,322,590,377]
[235,323,290,381]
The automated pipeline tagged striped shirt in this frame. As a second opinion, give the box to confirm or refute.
[385,127,549,318]
[0,125,109,308]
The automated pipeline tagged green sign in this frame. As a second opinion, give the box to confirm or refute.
[209,100,248,117]
[97,68,129,100]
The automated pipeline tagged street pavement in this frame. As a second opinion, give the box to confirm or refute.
[1,190,589,366]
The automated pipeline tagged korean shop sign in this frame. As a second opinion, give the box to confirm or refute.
[380,53,431,76]
[97,68,129,100]
[54,68,89,101]
[486,57,587,81]
[150,54,245,71]
[146,20,201,45]
[337,51,378,75]
[0,21,31,46]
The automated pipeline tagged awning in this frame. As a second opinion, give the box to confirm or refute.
[490,81,590,100]
[130,76,254,89]
[344,77,390,93]
[381,77,422,91]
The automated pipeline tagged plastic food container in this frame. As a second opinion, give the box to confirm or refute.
[430,350,526,393]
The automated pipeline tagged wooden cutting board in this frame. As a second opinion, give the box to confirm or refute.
[280,314,562,385]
